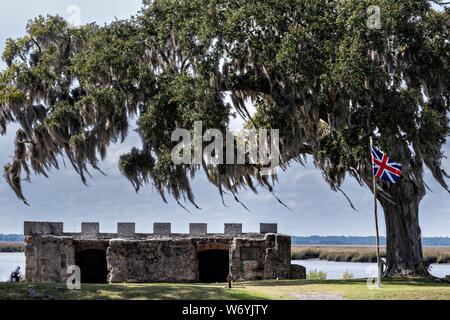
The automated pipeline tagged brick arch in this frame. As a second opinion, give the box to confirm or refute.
[197,242,230,253]
[74,240,109,253]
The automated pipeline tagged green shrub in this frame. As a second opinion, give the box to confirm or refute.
[342,271,354,280]
[307,270,327,280]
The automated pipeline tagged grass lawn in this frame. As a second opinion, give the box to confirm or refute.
[1,278,450,300]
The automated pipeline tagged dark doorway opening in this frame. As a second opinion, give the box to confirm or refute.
[198,250,229,283]
[75,249,108,284]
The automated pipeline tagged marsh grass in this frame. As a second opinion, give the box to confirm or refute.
[0,242,24,253]
[291,246,450,264]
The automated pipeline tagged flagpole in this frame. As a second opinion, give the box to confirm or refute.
[370,137,382,288]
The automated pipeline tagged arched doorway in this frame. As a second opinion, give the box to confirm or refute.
[198,250,229,283]
[75,249,108,284]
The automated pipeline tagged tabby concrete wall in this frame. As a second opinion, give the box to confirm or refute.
[107,239,198,283]
[24,235,75,283]
[24,221,299,283]
[230,234,291,281]
[263,234,291,279]
[107,237,236,283]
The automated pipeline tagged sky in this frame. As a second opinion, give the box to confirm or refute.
[0,1,449,236]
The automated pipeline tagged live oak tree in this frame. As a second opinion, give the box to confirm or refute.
[0,0,448,275]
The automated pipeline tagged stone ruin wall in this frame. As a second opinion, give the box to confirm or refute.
[230,234,292,281]
[24,221,306,283]
[25,235,75,283]
[107,239,199,282]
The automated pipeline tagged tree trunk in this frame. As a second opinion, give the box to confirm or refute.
[378,178,429,276]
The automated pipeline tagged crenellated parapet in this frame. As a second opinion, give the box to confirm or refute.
[81,222,99,240]
[24,221,280,240]
[24,221,64,236]
[23,220,303,284]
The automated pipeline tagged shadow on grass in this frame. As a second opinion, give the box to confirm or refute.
[0,283,269,300]
[2,278,449,300]
[78,284,266,300]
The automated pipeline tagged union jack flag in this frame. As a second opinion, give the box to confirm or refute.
[371,146,402,183]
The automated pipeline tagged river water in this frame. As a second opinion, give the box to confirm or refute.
[292,260,450,279]
[1,253,449,281]
[0,253,25,282]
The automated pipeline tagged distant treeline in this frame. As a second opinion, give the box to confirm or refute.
[292,236,450,246]
[0,234,24,243]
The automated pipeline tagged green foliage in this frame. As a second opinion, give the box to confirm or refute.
[342,271,355,280]
[307,270,327,280]
[0,0,448,213]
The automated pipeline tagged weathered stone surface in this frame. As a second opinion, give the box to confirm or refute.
[74,239,109,252]
[260,223,278,234]
[230,234,291,281]
[25,235,75,283]
[154,223,171,235]
[24,221,292,284]
[230,238,265,281]
[190,223,207,236]
[81,223,99,240]
[117,223,135,239]
[290,264,306,279]
[107,239,198,283]
[24,222,63,236]
[224,224,242,235]
[197,241,230,252]
[263,234,291,279]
